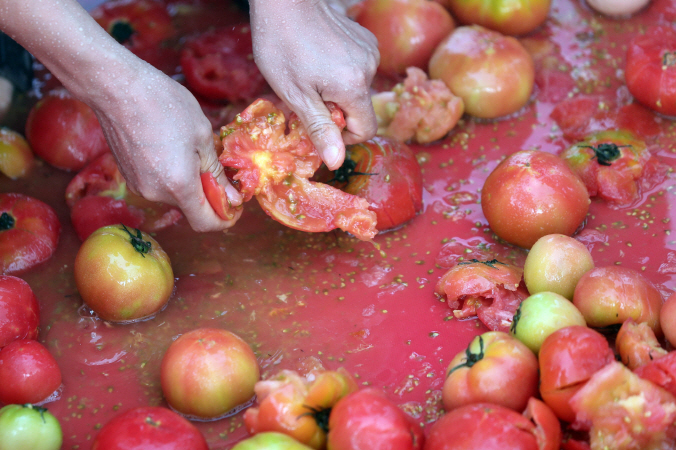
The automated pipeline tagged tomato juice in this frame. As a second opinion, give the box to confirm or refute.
[3,0,676,448]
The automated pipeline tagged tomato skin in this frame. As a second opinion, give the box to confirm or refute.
[443,331,539,412]
[447,0,551,36]
[160,328,260,420]
[0,404,62,450]
[429,25,534,119]
[74,224,174,322]
[0,275,39,348]
[573,266,663,335]
[0,193,61,275]
[200,172,239,221]
[25,90,109,171]
[350,0,455,76]
[0,128,34,179]
[0,339,62,404]
[661,292,676,348]
[480,150,590,249]
[232,432,314,450]
[616,319,667,370]
[326,388,424,450]
[70,195,145,242]
[523,398,562,450]
[91,406,208,450]
[635,351,676,398]
[626,26,676,117]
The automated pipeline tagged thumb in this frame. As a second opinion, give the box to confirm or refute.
[291,97,346,171]
[199,138,243,207]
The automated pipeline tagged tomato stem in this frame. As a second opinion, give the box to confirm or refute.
[120,224,151,256]
[21,404,49,423]
[578,143,630,166]
[458,258,505,269]
[328,158,377,183]
[298,405,331,433]
[0,212,14,230]
[447,335,485,376]
[109,21,135,45]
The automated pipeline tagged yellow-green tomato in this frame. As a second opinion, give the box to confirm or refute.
[0,128,34,179]
[74,224,174,323]
[510,292,586,353]
[232,432,314,450]
[0,404,62,450]
[447,0,551,36]
[524,234,594,300]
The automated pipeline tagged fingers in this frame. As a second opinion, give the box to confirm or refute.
[199,140,243,207]
[339,91,378,146]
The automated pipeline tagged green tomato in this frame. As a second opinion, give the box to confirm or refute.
[510,291,586,353]
[231,432,314,450]
[0,404,63,450]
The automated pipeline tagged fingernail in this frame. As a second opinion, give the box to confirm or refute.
[224,183,243,206]
[323,146,343,170]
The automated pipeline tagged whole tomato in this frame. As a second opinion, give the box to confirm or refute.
[160,328,260,420]
[0,339,62,405]
[232,432,314,450]
[447,0,551,35]
[350,0,455,76]
[573,266,663,335]
[442,331,539,412]
[661,291,676,348]
[91,406,208,450]
[538,326,615,423]
[616,319,667,370]
[25,90,109,171]
[318,137,423,232]
[429,25,535,119]
[0,404,62,450]
[0,193,61,275]
[0,275,39,348]
[480,150,590,249]
[626,25,676,117]
[74,224,174,322]
[0,127,33,179]
[326,388,425,450]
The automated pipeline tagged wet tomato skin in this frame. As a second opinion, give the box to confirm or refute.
[0,127,34,179]
[0,404,63,450]
[0,339,62,405]
[480,150,590,249]
[0,275,39,348]
[446,0,551,36]
[615,319,667,370]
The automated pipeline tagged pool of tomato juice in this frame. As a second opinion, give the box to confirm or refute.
[4,0,676,447]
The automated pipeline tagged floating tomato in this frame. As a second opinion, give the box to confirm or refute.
[0,275,39,348]
[0,127,33,179]
[446,0,551,36]
[0,339,62,405]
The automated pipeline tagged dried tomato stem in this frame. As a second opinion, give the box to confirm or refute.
[0,212,15,230]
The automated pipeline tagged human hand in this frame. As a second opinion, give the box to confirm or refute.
[249,0,379,170]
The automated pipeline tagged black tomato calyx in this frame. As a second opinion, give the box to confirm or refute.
[510,302,523,335]
[663,51,676,67]
[21,403,49,423]
[298,405,331,433]
[328,157,377,183]
[121,224,152,256]
[447,335,485,377]
[579,142,631,166]
[109,21,135,45]
[458,258,505,269]
[0,211,15,230]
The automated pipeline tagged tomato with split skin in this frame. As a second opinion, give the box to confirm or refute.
[446,0,551,36]
[0,275,39,348]
[616,319,667,370]
[0,339,62,405]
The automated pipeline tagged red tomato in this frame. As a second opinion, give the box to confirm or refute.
[434,258,529,332]
[326,388,424,450]
[25,90,109,171]
[74,224,174,322]
[244,368,358,448]
[570,362,676,449]
[316,137,423,232]
[481,150,590,249]
[616,319,667,370]
[573,266,663,335]
[429,25,534,119]
[0,193,61,275]
[626,25,676,117]
[662,292,676,348]
[371,67,464,144]
[90,0,174,54]
[160,328,260,420]
[0,275,39,348]
[0,339,62,404]
[446,0,551,36]
[442,331,539,412]
[180,25,267,102]
[635,351,676,398]
[538,326,615,423]
[91,406,208,450]
[0,128,34,179]
[350,0,455,76]
[214,99,377,240]
[560,130,652,206]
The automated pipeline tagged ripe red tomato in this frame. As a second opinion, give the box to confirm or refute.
[435,258,529,332]
[442,331,539,412]
[0,193,61,275]
[160,328,260,420]
[317,137,423,232]
[180,25,268,102]
[0,339,62,404]
[573,266,663,335]
[446,0,551,36]
[538,326,615,423]
[350,0,455,76]
[244,368,358,448]
[0,128,34,179]
[429,25,535,119]
[661,291,676,348]
[91,406,208,450]
[25,90,109,171]
[626,25,676,117]
[635,350,676,398]
[481,150,590,249]
[615,319,667,370]
[0,275,39,348]
[74,224,174,322]
[326,388,424,450]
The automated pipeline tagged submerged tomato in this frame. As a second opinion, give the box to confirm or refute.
[435,259,529,332]
[0,193,61,275]
[0,128,33,179]
[0,404,62,450]
[446,0,551,36]
[0,275,39,348]
[91,406,208,450]
[0,339,62,405]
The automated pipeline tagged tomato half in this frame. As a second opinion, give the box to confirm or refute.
[0,193,61,275]
[0,127,34,179]
[0,275,39,348]
[0,339,62,405]
[446,0,551,36]
[616,319,667,370]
